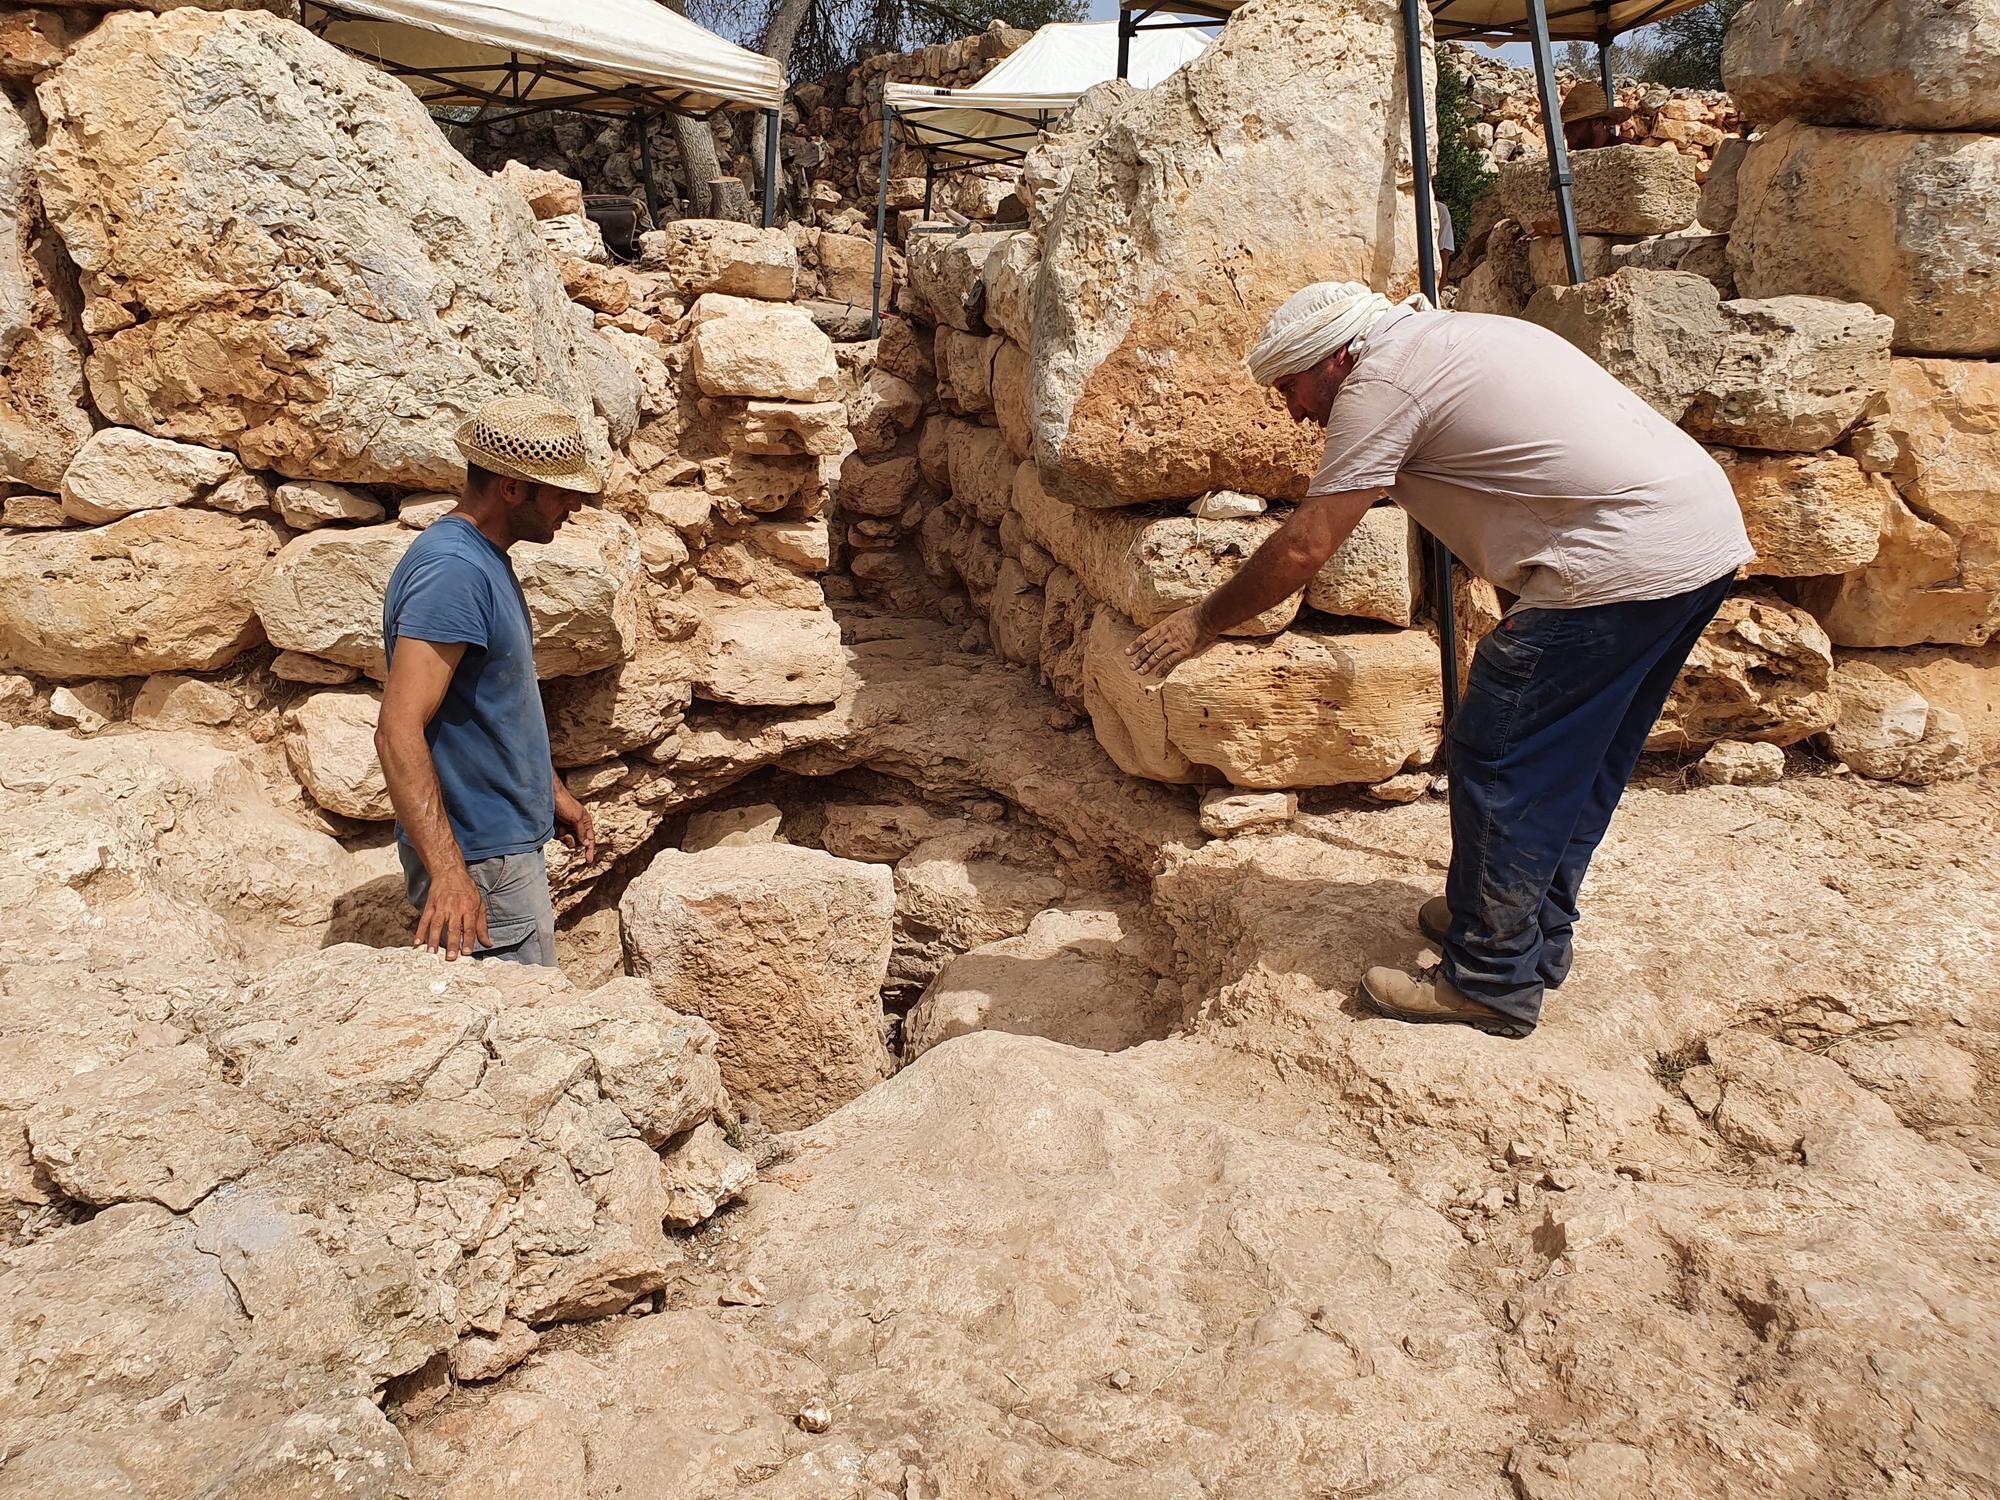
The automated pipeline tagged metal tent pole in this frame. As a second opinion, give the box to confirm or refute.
[636,108,661,229]
[1596,33,1616,110]
[869,99,893,337]
[1398,0,1459,721]
[760,107,779,227]
[1525,0,1586,283]
[923,158,935,216]
[1116,7,1134,80]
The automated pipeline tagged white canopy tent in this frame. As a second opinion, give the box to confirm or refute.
[881,20,1210,165]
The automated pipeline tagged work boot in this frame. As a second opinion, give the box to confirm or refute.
[1358,966,1535,1039]
[1417,895,1451,945]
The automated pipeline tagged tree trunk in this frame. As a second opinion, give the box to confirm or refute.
[745,0,814,217]
[659,0,728,218]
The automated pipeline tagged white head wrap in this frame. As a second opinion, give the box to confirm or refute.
[1245,281,1433,386]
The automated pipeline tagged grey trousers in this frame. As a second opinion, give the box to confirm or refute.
[399,844,558,968]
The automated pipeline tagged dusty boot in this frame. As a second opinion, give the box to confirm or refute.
[1358,966,1535,1039]
[1416,895,1450,945]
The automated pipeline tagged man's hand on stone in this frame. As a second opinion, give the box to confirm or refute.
[555,783,597,863]
[416,869,490,961]
[1126,606,1217,679]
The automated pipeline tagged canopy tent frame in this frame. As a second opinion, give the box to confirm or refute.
[305,0,783,228]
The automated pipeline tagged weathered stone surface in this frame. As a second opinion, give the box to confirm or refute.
[1695,738,1786,786]
[1729,120,2000,357]
[889,825,1065,991]
[905,905,1172,1061]
[688,305,839,403]
[1456,219,1533,318]
[1304,505,1421,625]
[845,371,922,458]
[540,616,695,767]
[1868,642,2000,762]
[819,802,966,865]
[1200,789,1297,836]
[1846,357,2000,592]
[903,229,1010,332]
[1030,0,1420,505]
[1,493,65,528]
[682,802,783,852]
[620,844,894,1131]
[935,327,998,415]
[980,230,1039,346]
[0,92,90,493]
[35,9,610,486]
[131,672,237,728]
[813,228,875,306]
[944,419,1013,526]
[1084,611,1442,787]
[493,159,583,219]
[640,219,797,300]
[987,555,1043,667]
[992,337,1033,458]
[1723,0,2000,131]
[690,593,844,707]
[1612,229,1736,295]
[283,688,391,821]
[1820,660,1972,783]
[58,427,246,524]
[1789,491,2000,647]
[273,478,385,530]
[1648,593,1836,749]
[1498,145,1700,237]
[658,1119,755,1229]
[0,507,282,677]
[1719,450,1890,578]
[254,510,641,678]
[1699,136,1749,233]
[1526,269,1725,422]
[0,7,79,80]
[837,447,920,518]
[1683,296,1893,451]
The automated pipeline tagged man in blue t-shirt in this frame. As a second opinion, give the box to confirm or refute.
[374,393,605,965]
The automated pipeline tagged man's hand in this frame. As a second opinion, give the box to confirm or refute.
[415,868,489,961]
[554,779,597,863]
[1125,606,1218,679]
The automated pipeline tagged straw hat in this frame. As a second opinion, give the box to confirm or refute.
[1559,80,1631,126]
[454,392,606,496]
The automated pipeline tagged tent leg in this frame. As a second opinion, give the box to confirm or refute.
[923,159,934,217]
[636,109,660,229]
[1525,0,1585,284]
[1116,9,1133,81]
[1596,33,1616,112]
[1398,0,1458,722]
[870,101,893,338]
[760,107,779,228]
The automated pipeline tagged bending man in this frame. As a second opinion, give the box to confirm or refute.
[375,393,604,964]
[1127,282,1752,1038]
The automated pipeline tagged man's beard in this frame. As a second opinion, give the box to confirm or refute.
[508,498,556,545]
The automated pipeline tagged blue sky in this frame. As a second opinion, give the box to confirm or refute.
[1077,0,1535,66]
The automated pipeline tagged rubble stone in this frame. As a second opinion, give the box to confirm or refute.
[58,428,245,525]
[283,689,392,821]
[1498,145,1700,237]
[1790,491,2000,647]
[1695,739,1785,786]
[1683,296,1893,451]
[1199,789,1297,836]
[273,479,385,531]
[641,219,798,300]
[0,91,90,494]
[1649,593,1836,748]
[1720,450,1890,578]
[692,595,844,707]
[1845,357,2000,592]
[1526,269,1725,423]
[1820,661,1972,783]
[689,305,839,403]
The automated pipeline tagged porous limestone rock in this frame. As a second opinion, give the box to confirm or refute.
[641,219,798,300]
[58,427,246,524]
[1304,506,1421,626]
[689,304,839,403]
[980,230,1039,346]
[1695,738,1785,785]
[131,672,237,727]
[1790,491,2000,647]
[273,478,385,531]
[814,228,875,307]
[1699,137,1749,234]
[845,371,923,458]
[0,508,283,677]
[1498,145,1700,237]
[1868,642,2000,762]
[1084,611,1441,788]
[819,802,966,864]
[1457,219,1534,318]
[540,615,697,767]
[890,825,1065,989]
[35,8,610,486]
[0,91,90,494]
[658,1119,755,1229]
[1199,789,1297,836]
[903,229,1011,332]
[1820,661,1972,783]
[282,688,391,821]
[1610,230,1735,295]
[1729,120,2000,357]
[1846,357,2000,593]
[935,327,998,416]
[945,420,1014,526]
[1682,296,1893,451]
[253,510,642,678]
[682,802,783,852]
[1648,593,1835,748]
[493,159,583,219]
[904,905,1173,1061]
[1526,269,1725,423]
[1719,450,1890,578]
[690,595,843,707]
[1029,0,1421,505]
[992,337,1033,458]
[988,555,1043,667]
[1,493,64,528]
[1723,0,2000,131]
[48,680,113,733]
[620,844,894,1131]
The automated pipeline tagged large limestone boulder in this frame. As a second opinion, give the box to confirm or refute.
[1029,0,1421,505]
[1525,269,1726,423]
[34,8,610,487]
[1719,450,1890,578]
[641,220,797,300]
[1789,491,2000,647]
[58,427,248,524]
[282,688,391,821]
[0,91,90,493]
[619,844,895,1131]
[0,508,283,677]
[1724,0,2000,131]
[688,302,839,403]
[1648,593,1835,749]
[1682,296,1893,451]
[889,825,1066,991]
[1729,120,2000,357]
[253,510,642,678]
[1819,660,1972,784]
[1497,145,1700,237]
[1083,611,1441,788]
[1846,357,2000,593]
[690,593,844,708]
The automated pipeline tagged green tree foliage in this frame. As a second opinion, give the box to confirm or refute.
[1636,0,1745,90]
[1432,47,1494,258]
[698,0,1087,82]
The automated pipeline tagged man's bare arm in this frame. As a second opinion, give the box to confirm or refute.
[1126,490,1381,677]
[375,638,489,959]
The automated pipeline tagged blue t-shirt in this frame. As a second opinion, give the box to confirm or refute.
[381,516,553,862]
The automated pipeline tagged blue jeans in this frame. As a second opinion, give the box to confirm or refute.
[1442,575,1733,1027]
[400,844,558,967]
